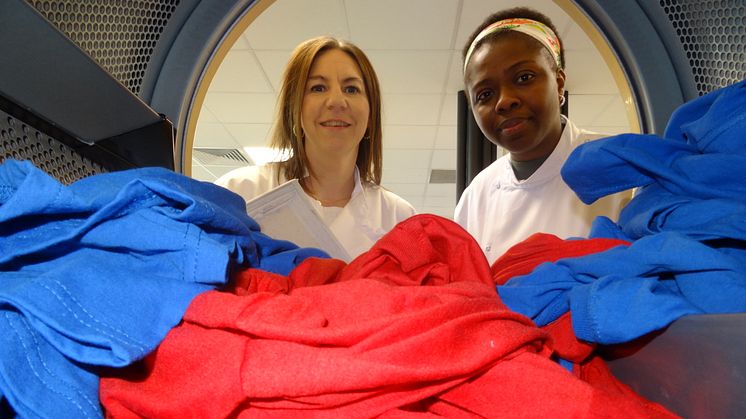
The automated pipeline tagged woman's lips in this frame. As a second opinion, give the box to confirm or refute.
[321,120,351,127]
[499,118,526,135]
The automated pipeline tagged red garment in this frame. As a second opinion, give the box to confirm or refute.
[100,215,675,418]
[492,232,676,417]
[491,232,630,285]
[490,232,630,363]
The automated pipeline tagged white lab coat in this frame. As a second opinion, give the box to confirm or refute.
[216,164,416,259]
[454,117,630,265]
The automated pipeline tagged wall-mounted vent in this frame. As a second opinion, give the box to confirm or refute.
[193,147,252,166]
[429,169,456,184]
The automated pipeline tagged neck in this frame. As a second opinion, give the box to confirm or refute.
[302,155,357,207]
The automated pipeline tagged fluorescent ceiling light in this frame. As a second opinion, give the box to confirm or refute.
[243,147,291,166]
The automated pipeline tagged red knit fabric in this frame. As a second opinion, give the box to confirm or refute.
[491,232,678,417]
[100,215,676,418]
[491,232,630,285]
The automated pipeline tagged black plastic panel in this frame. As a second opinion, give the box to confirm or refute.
[0,108,106,184]
[0,0,175,170]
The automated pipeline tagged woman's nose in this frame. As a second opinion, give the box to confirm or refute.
[495,89,520,113]
[326,87,348,109]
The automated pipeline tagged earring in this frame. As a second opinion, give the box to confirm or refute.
[292,125,303,139]
[559,94,566,107]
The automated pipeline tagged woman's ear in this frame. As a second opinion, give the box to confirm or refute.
[556,68,567,97]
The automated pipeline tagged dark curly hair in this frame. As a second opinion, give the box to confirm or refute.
[463,7,565,71]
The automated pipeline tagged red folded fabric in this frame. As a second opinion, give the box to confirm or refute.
[100,215,676,418]
[490,232,678,417]
[491,232,630,285]
[489,232,618,363]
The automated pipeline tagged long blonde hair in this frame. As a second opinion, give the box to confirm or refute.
[270,36,383,184]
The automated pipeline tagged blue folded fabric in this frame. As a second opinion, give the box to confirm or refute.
[500,79,746,346]
[498,232,746,344]
[617,184,746,241]
[666,78,746,154]
[563,79,746,207]
[561,134,746,206]
[0,160,327,418]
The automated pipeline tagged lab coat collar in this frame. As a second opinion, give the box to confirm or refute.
[501,115,575,189]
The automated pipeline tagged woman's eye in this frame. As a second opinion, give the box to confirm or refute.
[516,73,535,83]
[475,90,493,103]
[344,85,361,94]
[309,84,326,92]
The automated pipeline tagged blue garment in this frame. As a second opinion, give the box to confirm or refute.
[498,232,746,343]
[499,80,746,345]
[0,160,327,418]
[562,79,746,208]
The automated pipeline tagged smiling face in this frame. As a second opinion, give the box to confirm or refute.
[300,48,370,161]
[464,33,566,161]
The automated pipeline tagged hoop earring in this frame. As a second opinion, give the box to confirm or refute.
[559,94,566,107]
[292,125,303,140]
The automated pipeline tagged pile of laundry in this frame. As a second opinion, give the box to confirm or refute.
[0,160,672,418]
[7,79,743,418]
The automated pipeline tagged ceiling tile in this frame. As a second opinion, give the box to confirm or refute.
[561,22,597,52]
[565,49,618,94]
[208,50,273,93]
[205,92,276,124]
[439,92,458,125]
[568,94,622,127]
[232,34,252,50]
[383,149,432,169]
[193,122,240,148]
[383,94,442,125]
[244,0,349,49]
[366,50,452,94]
[586,95,633,127]
[431,149,457,170]
[223,123,273,148]
[196,105,219,123]
[384,183,426,197]
[346,0,459,50]
[435,125,458,149]
[254,50,293,92]
[425,183,457,198]
[190,161,215,181]
[383,125,437,149]
[445,51,466,94]
[381,167,429,184]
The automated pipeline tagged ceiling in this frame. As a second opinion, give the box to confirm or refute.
[191,0,633,219]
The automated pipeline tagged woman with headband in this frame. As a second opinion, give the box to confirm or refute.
[454,7,629,264]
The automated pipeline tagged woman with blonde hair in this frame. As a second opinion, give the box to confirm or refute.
[217,36,415,259]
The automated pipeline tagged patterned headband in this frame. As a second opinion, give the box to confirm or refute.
[463,18,562,73]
